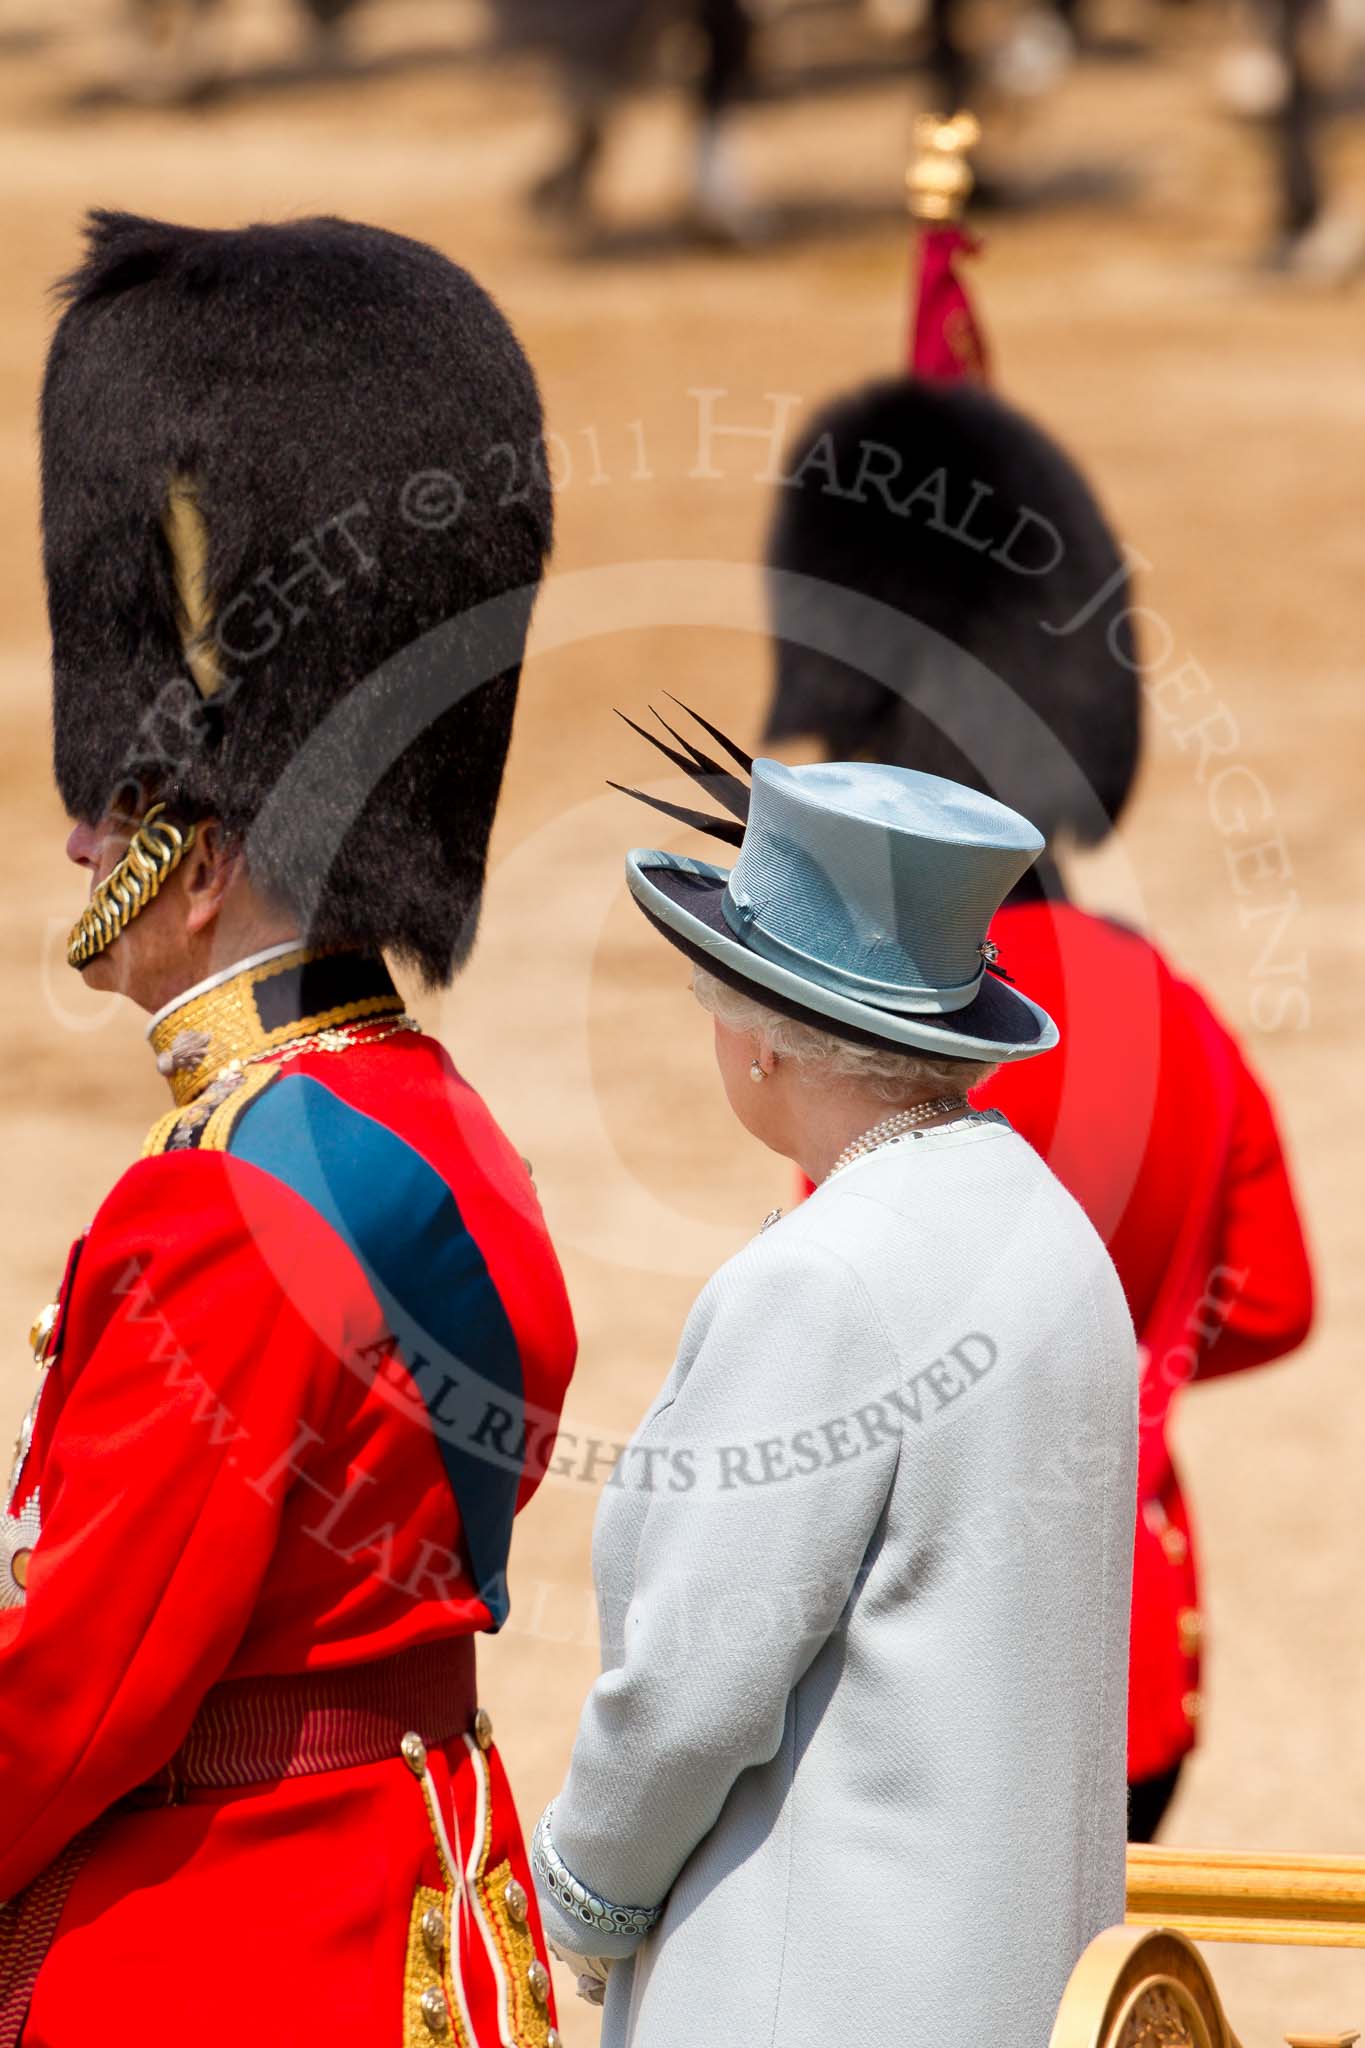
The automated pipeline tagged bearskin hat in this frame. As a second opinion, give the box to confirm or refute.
[42,211,553,985]
[764,377,1140,848]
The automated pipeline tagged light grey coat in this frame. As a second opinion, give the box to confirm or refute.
[535,1112,1136,2047]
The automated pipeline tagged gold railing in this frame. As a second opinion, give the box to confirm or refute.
[1127,1846,1365,1949]
[1049,1849,1365,2048]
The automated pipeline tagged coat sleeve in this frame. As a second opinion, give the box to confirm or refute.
[0,1151,341,1901]
[1196,1037,1314,1380]
[533,1237,903,1963]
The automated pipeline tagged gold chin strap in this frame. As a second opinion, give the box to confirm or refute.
[67,803,198,971]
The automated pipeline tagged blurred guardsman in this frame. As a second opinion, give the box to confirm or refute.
[763,371,1314,1844]
[125,0,356,101]
[761,116,1314,1840]
[494,0,760,241]
[0,213,576,2047]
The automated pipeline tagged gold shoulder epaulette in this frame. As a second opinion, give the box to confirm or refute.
[142,1063,280,1160]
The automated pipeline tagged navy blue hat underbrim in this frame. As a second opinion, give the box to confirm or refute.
[629,852,1057,1063]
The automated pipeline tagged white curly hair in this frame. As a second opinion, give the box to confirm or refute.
[691,967,998,1105]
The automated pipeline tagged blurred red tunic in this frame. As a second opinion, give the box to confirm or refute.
[0,1021,577,2046]
[976,901,1313,1782]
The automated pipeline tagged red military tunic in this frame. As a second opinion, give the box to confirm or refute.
[0,949,577,2047]
[975,901,1314,1784]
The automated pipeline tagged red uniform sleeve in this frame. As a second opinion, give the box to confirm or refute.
[1198,1039,1314,1380]
[0,1152,340,1900]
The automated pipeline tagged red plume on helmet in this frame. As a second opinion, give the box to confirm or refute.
[907,112,989,381]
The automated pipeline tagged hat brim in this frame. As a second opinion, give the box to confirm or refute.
[627,851,1058,1062]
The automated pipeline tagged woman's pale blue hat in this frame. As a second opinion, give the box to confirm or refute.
[618,714,1058,1063]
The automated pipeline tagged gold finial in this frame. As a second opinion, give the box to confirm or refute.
[906,111,980,224]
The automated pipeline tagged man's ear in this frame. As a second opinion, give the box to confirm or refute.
[182,821,241,937]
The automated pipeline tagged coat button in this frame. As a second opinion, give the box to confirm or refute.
[419,1986,449,2035]
[421,1905,445,1960]
[1178,1607,1202,1656]
[1161,1526,1188,1565]
[401,1731,428,1777]
[527,1958,550,2004]
[473,1707,494,1752]
[504,1877,528,1924]
[1182,1689,1203,1723]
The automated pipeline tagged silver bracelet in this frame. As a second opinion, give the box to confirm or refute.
[531,1804,661,1941]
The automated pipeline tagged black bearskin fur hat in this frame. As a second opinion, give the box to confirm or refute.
[765,378,1140,848]
[43,211,554,985]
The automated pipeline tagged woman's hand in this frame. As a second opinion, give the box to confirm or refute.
[548,1938,613,2005]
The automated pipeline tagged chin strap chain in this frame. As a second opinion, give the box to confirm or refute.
[66,803,198,971]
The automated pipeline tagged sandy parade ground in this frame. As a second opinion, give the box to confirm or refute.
[1,0,1364,2036]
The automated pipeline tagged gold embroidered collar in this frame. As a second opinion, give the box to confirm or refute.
[148,944,405,1107]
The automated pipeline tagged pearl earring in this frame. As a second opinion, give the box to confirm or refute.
[750,1062,765,1083]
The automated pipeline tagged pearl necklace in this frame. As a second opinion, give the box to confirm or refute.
[758,1095,978,1232]
[825,1096,970,1182]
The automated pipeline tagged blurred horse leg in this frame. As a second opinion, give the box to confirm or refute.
[690,0,767,241]
[124,0,219,100]
[507,0,647,220]
[1274,0,1322,240]
[129,0,214,41]
[927,0,972,110]
[294,0,359,69]
[529,109,609,218]
[697,0,754,117]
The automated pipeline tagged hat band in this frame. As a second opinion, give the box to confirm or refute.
[720,886,985,1017]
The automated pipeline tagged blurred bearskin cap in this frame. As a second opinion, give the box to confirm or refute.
[42,211,553,985]
[765,377,1140,848]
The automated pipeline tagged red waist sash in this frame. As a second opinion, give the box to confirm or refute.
[0,1636,477,2044]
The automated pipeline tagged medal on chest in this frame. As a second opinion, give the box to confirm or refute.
[0,1491,41,1610]
[2,1262,76,1610]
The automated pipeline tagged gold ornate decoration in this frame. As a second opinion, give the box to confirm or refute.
[162,475,224,700]
[1117,1981,1209,2048]
[67,804,198,970]
[148,944,410,1109]
[1066,1858,1365,2048]
[1050,1927,1240,2048]
[8,1298,61,1536]
[1127,1845,1365,1949]
[404,1884,462,2047]
[141,1017,421,1157]
[404,1751,478,2048]
[9,1294,63,1526]
[142,1061,281,1160]
[481,1857,553,2048]
[906,110,981,224]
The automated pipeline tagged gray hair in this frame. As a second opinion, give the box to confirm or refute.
[691,967,999,1104]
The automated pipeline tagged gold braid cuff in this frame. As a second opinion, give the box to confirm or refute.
[67,804,198,970]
